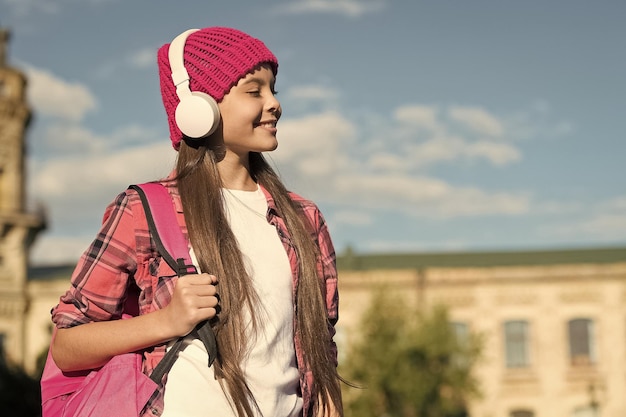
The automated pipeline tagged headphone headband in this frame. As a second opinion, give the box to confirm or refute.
[168,29,198,93]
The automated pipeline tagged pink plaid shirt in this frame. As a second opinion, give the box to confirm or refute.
[51,179,339,417]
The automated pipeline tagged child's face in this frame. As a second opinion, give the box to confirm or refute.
[218,64,281,158]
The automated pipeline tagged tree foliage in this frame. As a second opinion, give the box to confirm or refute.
[341,288,482,417]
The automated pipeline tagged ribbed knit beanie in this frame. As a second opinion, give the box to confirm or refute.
[158,27,278,149]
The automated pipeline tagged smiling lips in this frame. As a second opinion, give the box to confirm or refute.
[256,120,278,133]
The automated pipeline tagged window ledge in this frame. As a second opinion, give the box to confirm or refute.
[502,367,538,383]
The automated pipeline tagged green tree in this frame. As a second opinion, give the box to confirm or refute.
[341,288,482,417]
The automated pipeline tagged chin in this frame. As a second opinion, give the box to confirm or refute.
[258,140,278,152]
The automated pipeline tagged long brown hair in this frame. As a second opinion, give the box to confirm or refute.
[175,142,343,416]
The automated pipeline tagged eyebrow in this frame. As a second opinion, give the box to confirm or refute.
[241,77,275,87]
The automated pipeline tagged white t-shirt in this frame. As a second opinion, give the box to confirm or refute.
[161,187,302,417]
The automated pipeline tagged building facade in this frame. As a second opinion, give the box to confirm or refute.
[337,249,626,417]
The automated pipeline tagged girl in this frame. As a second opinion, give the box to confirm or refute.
[50,27,343,417]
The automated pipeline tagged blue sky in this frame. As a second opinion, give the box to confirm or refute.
[1,0,624,265]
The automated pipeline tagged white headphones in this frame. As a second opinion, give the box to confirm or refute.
[169,29,221,139]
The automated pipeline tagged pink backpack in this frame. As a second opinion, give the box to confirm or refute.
[40,183,217,417]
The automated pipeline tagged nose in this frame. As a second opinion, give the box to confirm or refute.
[266,94,281,119]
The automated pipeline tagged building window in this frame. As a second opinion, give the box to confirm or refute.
[449,321,470,368]
[504,320,530,368]
[510,410,534,417]
[568,318,596,366]
[450,321,469,343]
[572,405,598,417]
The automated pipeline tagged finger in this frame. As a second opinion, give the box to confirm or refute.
[179,274,216,286]
[209,294,220,307]
[206,305,220,318]
[205,274,218,284]
[191,285,218,297]
[195,306,219,320]
[192,294,220,308]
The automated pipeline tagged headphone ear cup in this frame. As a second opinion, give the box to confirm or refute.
[174,91,221,138]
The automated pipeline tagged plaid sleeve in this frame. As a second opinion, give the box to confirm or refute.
[296,196,340,366]
[315,208,339,366]
[314,209,338,323]
[51,192,139,328]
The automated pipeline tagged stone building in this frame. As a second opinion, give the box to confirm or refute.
[337,248,626,417]
[0,28,46,370]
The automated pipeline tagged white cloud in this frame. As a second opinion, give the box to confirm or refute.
[504,102,575,141]
[465,140,522,166]
[271,104,527,218]
[42,123,108,154]
[333,174,530,218]
[539,196,626,241]
[273,111,356,176]
[578,213,626,238]
[332,210,372,226]
[368,153,411,172]
[28,137,176,265]
[32,141,175,202]
[448,106,504,137]
[384,104,522,168]
[25,65,98,121]
[394,105,441,133]
[128,47,156,69]
[576,196,626,238]
[535,200,585,215]
[274,0,386,17]
[410,136,465,166]
[94,46,158,79]
[30,236,89,266]
[38,122,161,156]
[408,136,521,168]
[285,85,340,102]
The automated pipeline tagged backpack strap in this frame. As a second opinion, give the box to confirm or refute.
[129,183,197,276]
[128,183,218,382]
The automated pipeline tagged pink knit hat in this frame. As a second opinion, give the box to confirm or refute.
[158,27,278,149]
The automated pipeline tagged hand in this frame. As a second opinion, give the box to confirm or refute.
[162,273,219,337]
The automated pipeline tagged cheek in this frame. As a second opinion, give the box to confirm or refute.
[221,107,256,132]
[220,115,246,138]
